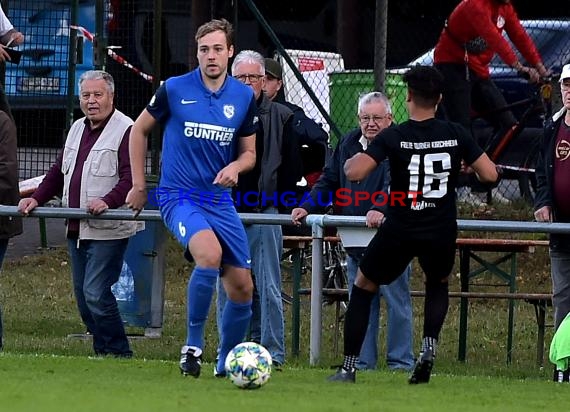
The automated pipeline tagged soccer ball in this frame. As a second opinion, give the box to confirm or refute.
[225,342,272,389]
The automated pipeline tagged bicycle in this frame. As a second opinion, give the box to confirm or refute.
[469,75,555,203]
[280,236,348,309]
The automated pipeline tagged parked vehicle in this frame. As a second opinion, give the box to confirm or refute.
[4,0,97,110]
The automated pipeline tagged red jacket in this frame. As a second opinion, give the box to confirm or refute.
[434,0,542,79]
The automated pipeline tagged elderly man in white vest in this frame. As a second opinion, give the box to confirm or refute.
[18,70,142,357]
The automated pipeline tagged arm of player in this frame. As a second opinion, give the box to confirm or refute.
[343,152,378,182]
[469,152,499,184]
[214,133,256,187]
[126,109,156,215]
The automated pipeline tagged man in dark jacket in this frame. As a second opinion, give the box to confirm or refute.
[291,92,414,371]
[534,64,570,348]
[263,57,328,187]
[215,50,295,369]
[0,110,23,350]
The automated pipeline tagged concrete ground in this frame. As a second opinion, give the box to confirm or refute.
[4,217,67,260]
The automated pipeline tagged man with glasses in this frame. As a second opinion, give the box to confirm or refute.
[535,64,570,382]
[292,92,414,372]
[263,58,328,189]
[215,50,297,371]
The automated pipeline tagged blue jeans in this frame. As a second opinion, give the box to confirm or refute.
[347,255,414,370]
[217,207,285,364]
[0,238,7,345]
[550,249,570,330]
[67,238,132,356]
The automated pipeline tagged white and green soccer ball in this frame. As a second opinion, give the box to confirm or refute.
[225,342,272,389]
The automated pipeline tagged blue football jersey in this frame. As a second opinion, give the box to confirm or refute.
[147,68,258,202]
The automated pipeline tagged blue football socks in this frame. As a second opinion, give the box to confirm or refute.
[217,299,252,373]
[186,266,219,349]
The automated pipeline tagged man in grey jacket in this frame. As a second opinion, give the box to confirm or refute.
[216,50,295,369]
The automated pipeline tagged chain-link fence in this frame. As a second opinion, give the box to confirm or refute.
[7,0,570,205]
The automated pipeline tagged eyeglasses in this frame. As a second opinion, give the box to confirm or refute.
[234,74,264,84]
[358,114,390,124]
[562,81,570,91]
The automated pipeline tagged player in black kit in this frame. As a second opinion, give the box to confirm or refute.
[328,65,499,384]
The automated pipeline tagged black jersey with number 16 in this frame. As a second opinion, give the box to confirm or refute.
[364,118,484,235]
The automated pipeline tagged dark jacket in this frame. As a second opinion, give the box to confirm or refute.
[277,99,329,176]
[0,111,22,240]
[535,107,570,250]
[235,92,295,212]
[300,128,390,256]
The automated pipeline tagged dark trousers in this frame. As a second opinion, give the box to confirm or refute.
[436,63,516,192]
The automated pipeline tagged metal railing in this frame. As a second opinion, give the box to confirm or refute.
[0,205,568,365]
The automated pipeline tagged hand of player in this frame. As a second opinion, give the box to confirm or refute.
[291,207,308,226]
[213,163,240,188]
[126,187,147,217]
[17,198,38,216]
[365,210,385,228]
[86,198,109,215]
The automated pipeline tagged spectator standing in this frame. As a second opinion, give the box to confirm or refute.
[126,19,257,378]
[433,0,548,205]
[328,66,498,384]
[291,92,414,371]
[216,50,295,369]
[0,110,22,350]
[263,57,328,189]
[18,70,140,358]
[534,64,570,380]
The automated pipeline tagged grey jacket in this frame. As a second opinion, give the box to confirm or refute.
[236,93,293,211]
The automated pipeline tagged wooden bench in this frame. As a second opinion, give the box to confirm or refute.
[455,238,549,364]
[297,288,552,366]
[18,175,49,248]
[285,235,551,365]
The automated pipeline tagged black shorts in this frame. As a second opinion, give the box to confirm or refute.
[359,220,456,286]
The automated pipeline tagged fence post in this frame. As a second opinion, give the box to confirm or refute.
[65,0,79,134]
[308,217,324,365]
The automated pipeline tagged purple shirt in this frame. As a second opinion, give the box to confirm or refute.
[33,111,132,236]
[553,121,570,219]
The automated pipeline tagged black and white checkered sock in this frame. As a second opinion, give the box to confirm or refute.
[342,355,358,372]
[421,337,437,357]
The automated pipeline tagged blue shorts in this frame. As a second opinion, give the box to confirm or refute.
[160,198,251,269]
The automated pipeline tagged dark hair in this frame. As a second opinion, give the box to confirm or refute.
[403,65,444,108]
[195,18,234,47]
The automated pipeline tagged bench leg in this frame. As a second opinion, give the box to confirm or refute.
[333,300,341,358]
[506,253,517,365]
[534,301,546,368]
[458,247,470,362]
[291,248,303,357]
[39,217,48,248]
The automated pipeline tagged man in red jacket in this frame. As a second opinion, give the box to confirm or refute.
[434,0,549,204]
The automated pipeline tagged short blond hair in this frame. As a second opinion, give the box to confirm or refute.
[195,18,234,48]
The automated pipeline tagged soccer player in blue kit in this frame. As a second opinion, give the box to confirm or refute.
[328,65,499,384]
[126,18,257,378]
